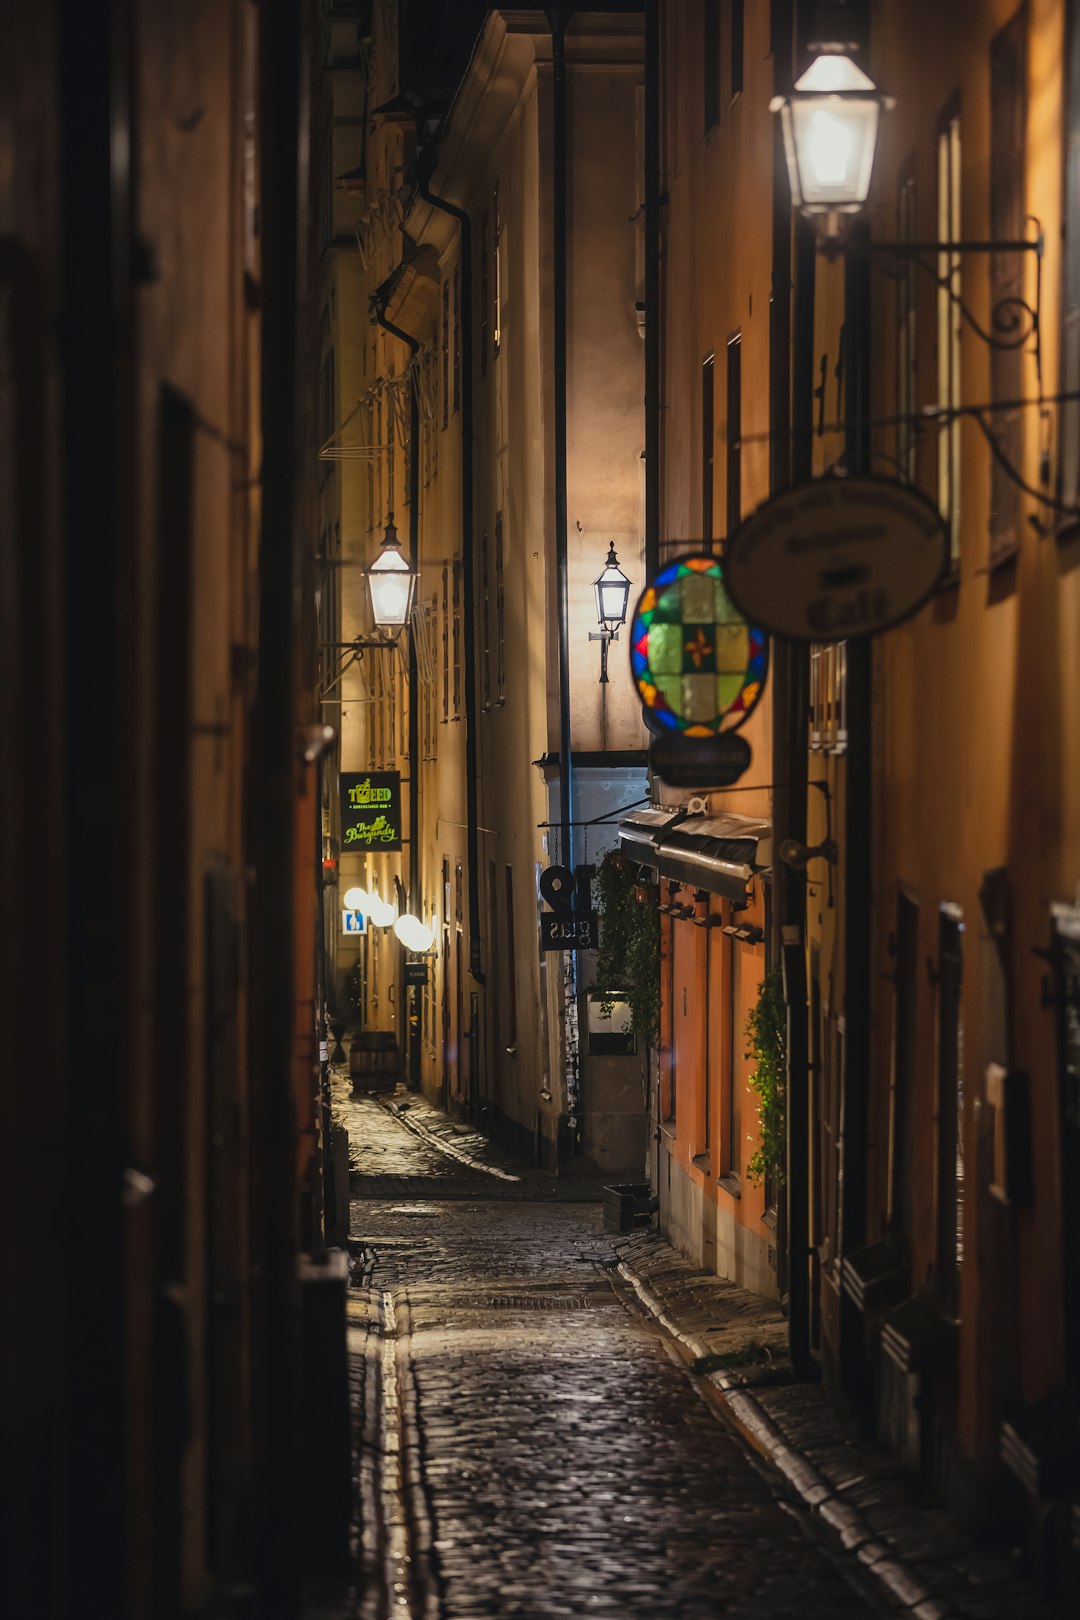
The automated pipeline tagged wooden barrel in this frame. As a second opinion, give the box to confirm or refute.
[349,1030,401,1093]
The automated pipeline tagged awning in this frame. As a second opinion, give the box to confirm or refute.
[619,808,772,900]
[617,806,686,862]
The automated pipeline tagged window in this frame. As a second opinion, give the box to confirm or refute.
[702,353,715,548]
[480,209,489,375]
[726,331,742,538]
[889,892,919,1255]
[440,562,449,722]
[936,904,965,1317]
[492,182,502,359]
[704,2,721,132]
[989,4,1027,564]
[1061,2,1080,509]
[722,934,742,1179]
[480,528,491,710]
[452,265,462,414]
[495,512,506,703]
[809,641,848,753]
[504,865,517,1049]
[452,558,462,719]
[730,0,744,100]
[320,346,336,442]
[896,164,918,483]
[937,101,962,568]
[441,277,450,431]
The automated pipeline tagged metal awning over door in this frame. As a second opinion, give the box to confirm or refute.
[619,808,772,900]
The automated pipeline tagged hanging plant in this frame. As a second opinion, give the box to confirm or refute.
[744,970,787,1186]
[594,849,660,1049]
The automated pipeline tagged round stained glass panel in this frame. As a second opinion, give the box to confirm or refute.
[629,553,768,735]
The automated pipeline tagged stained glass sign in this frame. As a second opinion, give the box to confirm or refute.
[629,553,768,735]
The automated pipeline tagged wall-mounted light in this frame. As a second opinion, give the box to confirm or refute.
[394,913,435,953]
[589,541,632,684]
[343,885,368,912]
[770,50,894,227]
[367,512,418,633]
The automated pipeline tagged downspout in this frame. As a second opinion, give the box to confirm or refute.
[373,299,422,1089]
[771,0,813,1382]
[549,9,573,867]
[840,220,873,1405]
[417,175,485,984]
[644,0,661,581]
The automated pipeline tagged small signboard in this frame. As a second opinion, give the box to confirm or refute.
[649,731,751,788]
[540,913,600,953]
[725,477,948,642]
[339,771,403,851]
[342,909,367,936]
[404,961,429,986]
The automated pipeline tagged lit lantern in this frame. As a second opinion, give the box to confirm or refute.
[593,542,632,634]
[342,885,368,912]
[364,890,396,928]
[770,54,894,218]
[394,913,435,953]
[367,513,418,632]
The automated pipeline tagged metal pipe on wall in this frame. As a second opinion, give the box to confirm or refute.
[548,7,574,869]
[417,176,485,985]
[644,0,661,580]
[250,0,304,1604]
[374,302,423,1089]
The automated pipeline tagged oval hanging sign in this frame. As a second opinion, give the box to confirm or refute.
[629,552,768,736]
[724,477,948,642]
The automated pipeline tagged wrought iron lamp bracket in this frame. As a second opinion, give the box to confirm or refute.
[823,216,1044,379]
[588,626,621,685]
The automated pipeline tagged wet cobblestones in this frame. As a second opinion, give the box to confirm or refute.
[345,1093,883,1619]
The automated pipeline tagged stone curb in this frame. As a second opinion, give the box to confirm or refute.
[616,1256,954,1617]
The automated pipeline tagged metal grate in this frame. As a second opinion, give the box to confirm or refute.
[476,1294,594,1312]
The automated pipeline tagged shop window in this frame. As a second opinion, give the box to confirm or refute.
[726,331,742,539]
[703,2,721,133]
[808,641,848,753]
[481,528,491,710]
[935,903,965,1317]
[452,558,462,719]
[702,353,715,547]
[440,562,449,723]
[896,163,918,484]
[722,933,742,1181]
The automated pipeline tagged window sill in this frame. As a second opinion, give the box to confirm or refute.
[718,1173,741,1200]
[658,1117,677,1141]
[761,1206,777,1232]
[691,1152,711,1174]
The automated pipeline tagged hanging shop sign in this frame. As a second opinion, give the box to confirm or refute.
[339,771,402,851]
[404,961,429,986]
[629,552,768,735]
[539,863,599,953]
[724,477,949,642]
[629,552,765,789]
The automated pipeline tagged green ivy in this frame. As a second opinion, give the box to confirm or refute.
[594,850,660,1050]
[744,969,787,1186]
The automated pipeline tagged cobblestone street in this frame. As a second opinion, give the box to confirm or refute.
[343,1091,884,1620]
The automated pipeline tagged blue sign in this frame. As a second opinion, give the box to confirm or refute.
[341,909,367,936]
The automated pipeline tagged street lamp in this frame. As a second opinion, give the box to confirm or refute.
[366,512,418,633]
[770,52,894,224]
[589,541,632,684]
[343,885,368,912]
[394,913,435,953]
[363,889,396,928]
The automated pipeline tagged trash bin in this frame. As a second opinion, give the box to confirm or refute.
[349,1030,401,1093]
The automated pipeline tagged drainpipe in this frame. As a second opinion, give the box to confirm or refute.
[417,175,485,985]
[840,220,872,1405]
[644,0,661,581]
[374,299,423,1089]
[548,9,573,869]
[770,0,813,1382]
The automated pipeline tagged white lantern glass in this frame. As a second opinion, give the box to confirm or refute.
[367,514,418,631]
[394,914,435,953]
[365,891,396,928]
[343,886,368,911]
[593,544,631,631]
[771,55,891,216]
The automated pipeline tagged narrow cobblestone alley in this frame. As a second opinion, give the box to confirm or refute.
[342,1091,884,1620]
